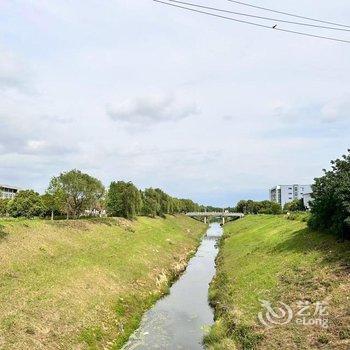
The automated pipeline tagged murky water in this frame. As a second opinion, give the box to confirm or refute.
[122,223,222,350]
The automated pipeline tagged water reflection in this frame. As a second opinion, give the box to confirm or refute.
[123,223,222,350]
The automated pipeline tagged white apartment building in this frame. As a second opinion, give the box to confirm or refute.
[0,184,19,200]
[270,184,312,208]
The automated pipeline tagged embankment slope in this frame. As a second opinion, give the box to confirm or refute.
[206,215,350,349]
[0,215,206,349]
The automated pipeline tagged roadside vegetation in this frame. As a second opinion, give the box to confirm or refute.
[205,215,350,349]
[0,215,206,349]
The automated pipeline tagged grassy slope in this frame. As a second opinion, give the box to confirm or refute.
[0,215,206,350]
[206,215,350,350]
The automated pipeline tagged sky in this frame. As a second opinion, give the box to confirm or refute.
[0,0,350,207]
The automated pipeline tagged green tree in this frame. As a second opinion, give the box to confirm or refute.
[308,150,350,237]
[107,181,141,219]
[178,198,200,213]
[283,199,305,212]
[8,190,45,218]
[155,188,172,216]
[41,193,63,220]
[48,170,105,219]
[235,200,282,215]
[141,195,158,218]
[258,200,282,214]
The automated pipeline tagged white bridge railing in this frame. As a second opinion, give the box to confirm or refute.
[186,212,244,218]
[186,212,244,224]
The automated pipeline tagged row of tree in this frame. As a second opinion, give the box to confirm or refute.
[0,170,201,220]
[234,198,306,215]
[234,199,282,215]
[107,181,199,219]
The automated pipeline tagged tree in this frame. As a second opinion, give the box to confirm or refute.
[41,193,63,220]
[141,195,158,218]
[7,190,45,218]
[178,198,200,213]
[308,150,350,237]
[0,198,10,216]
[107,181,141,219]
[283,199,305,212]
[48,170,105,219]
[258,200,282,215]
[235,200,282,215]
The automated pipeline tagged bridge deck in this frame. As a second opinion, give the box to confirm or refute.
[186,212,244,218]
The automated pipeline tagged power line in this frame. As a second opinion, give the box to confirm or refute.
[225,0,350,29]
[166,0,350,32]
[153,0,350,44]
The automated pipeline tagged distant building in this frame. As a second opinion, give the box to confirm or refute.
[302,193,313,210]
[0,184,19,200]
[270,184,312,208]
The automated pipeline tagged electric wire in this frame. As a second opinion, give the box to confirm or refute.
[153,0,350,44]
[225,0,350,29]
[165,0,350,32]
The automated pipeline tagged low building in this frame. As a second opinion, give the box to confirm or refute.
[0,184,19,200]
[270,184,312,208]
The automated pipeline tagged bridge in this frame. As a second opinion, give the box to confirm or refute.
[186,212,244,225]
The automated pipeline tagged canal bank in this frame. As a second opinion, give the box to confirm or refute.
[122,223,223,349]
[0,215,206,350]
[205,215,350,349]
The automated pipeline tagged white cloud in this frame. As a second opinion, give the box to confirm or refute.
[107,94,199,125]
[272,97,350,126]
[0,0,349,205]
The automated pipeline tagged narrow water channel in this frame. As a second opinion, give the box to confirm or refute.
[123,223,222,350]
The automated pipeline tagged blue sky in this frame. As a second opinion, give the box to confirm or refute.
[0,0,350,206]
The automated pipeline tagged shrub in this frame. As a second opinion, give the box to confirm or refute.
[0,198,10,216]
[284,199,306,212]
[7,190,45,218]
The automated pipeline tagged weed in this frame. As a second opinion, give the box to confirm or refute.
[0,224,8,240]
[317,334,329,344]
[339,327,350,340]
[80,327,103,349]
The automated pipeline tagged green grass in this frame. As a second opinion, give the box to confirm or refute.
[0,215,206,349]
[205,215,350,349]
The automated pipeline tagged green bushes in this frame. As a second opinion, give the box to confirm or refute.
[285,212,310,222]
[308,150,350,238]
[283,199,306,212]
[7,190,45,218]
[0,198,10,216]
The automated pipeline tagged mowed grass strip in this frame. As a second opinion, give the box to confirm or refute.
[0,215,206,350]
[206,215,350,350]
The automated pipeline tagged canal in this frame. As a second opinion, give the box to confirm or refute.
[122,222,222,349]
